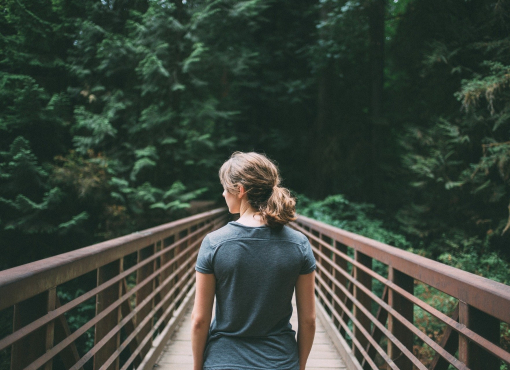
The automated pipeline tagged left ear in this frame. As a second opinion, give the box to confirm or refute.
[237,185,246,199]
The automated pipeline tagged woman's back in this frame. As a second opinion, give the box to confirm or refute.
[196,221,315,369]
[191,152,316,370]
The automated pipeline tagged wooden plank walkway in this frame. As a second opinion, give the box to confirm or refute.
[156,300,347,370]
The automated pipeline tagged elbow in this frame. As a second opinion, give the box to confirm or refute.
[299,314,316,330]
[191,311,209,332]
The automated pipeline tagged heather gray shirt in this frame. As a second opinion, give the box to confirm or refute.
[195,221,316,370]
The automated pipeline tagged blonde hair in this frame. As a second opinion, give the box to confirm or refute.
[219,152,296,228]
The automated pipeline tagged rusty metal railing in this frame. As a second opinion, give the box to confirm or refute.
[292,215,510,370]
[0,208,227,370]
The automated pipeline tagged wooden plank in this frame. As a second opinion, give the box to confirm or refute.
[156,296,349,370]
[138,285,196,370]
[316,299,363,370]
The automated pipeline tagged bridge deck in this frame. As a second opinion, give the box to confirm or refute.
[156,299,347,370]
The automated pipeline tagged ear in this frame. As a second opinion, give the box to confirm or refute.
[237,184,246,199]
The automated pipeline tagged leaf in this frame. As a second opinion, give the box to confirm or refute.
[130,158,156,181]
[58,211,89,230]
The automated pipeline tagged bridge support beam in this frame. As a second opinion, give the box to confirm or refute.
[459,301,500,370]
[136,244,156,361]
[388,267,413,370]
[333,241,348,333]
[11,289,55,370]
[353,251,372,363]
[94,259,122,370]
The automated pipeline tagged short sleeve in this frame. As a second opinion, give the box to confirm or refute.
[300,238,316,275]
[195,235,214,274]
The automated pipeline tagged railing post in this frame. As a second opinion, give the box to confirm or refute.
[387,267,413,370]
[45,287,56,370]
[94,259,122,370]
[458,301,500,369]
[333,241,348,331]
[353,250,372,362]
[11,291,50,370]
[136,244,155,360]
[175,228,189,303]
[320,235,333,306]
[160,234,176,324]
[310,230,322,308]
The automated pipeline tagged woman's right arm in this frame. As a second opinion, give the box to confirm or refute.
[191,272,215,370]
[295,271,316,370]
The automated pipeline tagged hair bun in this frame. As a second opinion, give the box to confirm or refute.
[219,152,296,228]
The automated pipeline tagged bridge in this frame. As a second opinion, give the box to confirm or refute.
[1,208,510,370]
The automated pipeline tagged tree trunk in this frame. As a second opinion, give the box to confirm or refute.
[310,4,335,198]
[368,0,386,199]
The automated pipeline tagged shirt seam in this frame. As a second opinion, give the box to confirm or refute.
[206,224,307,250]
[208,237,305,249]
[204,367,296,370]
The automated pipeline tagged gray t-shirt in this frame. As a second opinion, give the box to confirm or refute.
[195,221,316,370]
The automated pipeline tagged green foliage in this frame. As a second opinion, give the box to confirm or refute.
[297,193,410,249]
[57,288,96,351]
[2,0,510,367]
[439,247,510,285]
[395,0,510,285]
[0,137,80,234]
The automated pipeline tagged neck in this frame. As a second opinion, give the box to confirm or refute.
[237,200,265,227]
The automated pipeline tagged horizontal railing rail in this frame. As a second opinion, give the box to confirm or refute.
[292,214,510,370]
[0,208,228,370]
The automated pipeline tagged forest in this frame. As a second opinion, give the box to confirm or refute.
[2,0,510,368]
[2,0,510,284]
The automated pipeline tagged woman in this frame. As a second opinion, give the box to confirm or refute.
[191,152,316,370]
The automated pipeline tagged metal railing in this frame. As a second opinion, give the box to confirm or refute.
[292,215,510,370]
[2,209,510,370]
[0,208,227,370]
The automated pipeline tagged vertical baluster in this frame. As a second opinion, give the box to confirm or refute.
[153,241,162,332]
[458,301,500,369]
[160,234,175,325]
[174,228,189,306]
[320,234,333,306]
[311,229,322,307]
[333,241,348,333]
[11,291,51,370]
[94,259,122,370]
[387,267,413,370]
[45,288,56,370]
[353,251,372,362]
[188,225,198,274]
[136,244,155,360]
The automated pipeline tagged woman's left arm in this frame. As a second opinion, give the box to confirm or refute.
[191,271,216,370]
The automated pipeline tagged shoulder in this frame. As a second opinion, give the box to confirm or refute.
[274,225,309,246]
[204,223,238,248]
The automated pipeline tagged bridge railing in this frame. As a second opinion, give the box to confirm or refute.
[292,215,510,370]
[0,208,227,370]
